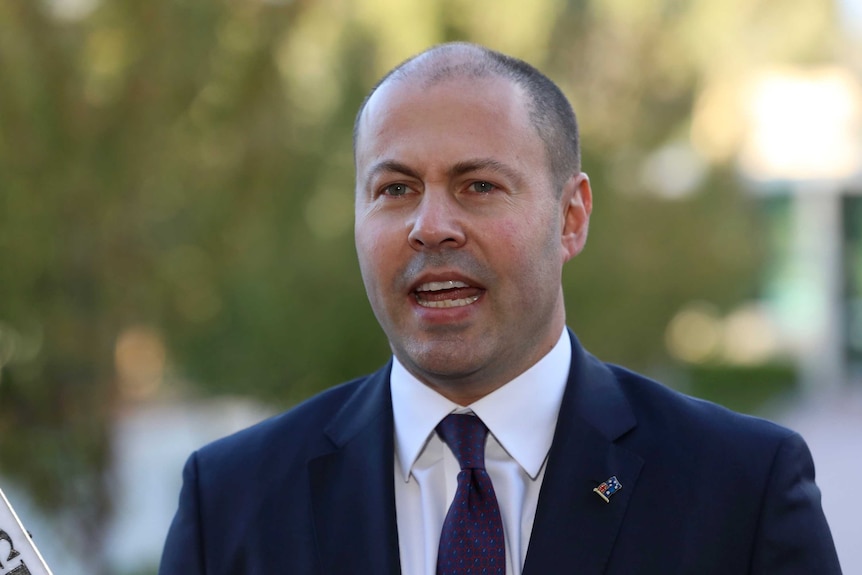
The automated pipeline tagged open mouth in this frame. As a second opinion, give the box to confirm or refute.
[413,280,483,309]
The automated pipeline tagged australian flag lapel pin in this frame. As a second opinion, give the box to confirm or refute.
[593,476,622,503]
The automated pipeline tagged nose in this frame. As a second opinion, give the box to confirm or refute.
[407,190,466,251]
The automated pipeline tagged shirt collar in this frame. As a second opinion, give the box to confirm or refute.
[391,329,571,481]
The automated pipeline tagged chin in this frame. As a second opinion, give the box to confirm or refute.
[402,344,485,382]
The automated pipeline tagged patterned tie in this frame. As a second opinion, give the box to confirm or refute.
[436,413,506,575]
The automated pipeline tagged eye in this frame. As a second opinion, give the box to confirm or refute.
[469,181,496,194]
[382,183,410,197]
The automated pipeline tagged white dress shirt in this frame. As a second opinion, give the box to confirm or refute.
[391,329,571,575]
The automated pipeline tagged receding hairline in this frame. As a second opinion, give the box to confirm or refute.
[383,43,511,86]
[353,42,582,190]
[355,43,528,141]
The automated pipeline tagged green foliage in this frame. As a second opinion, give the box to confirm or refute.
[685,363,797,415]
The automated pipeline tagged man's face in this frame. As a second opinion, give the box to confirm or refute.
[354,74,591,402]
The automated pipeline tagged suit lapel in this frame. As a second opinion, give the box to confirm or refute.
[308,364,401,575]
[305,333,642,575]
[523,333,643,575]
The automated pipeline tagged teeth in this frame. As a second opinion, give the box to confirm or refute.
[417,295,480,308]
[416,280,469,292]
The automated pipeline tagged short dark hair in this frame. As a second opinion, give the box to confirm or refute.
[353,43,581,193]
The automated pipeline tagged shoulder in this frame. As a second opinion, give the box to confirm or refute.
[192,367,387,476]
[568,332,796,454]
[604,362,798,460]
[601,364,840,571]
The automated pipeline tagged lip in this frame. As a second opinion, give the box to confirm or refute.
[407,271,486,315]
[408,271,484,294]
[415,279,470,292]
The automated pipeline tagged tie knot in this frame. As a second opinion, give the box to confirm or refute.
[436,413,489,470]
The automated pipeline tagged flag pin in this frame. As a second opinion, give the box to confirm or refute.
[593,476,622,503]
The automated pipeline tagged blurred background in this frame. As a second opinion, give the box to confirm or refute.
[1,0,861,572]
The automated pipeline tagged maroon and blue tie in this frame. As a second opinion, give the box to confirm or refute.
[436,413,506,575]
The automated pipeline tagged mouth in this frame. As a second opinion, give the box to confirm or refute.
[413,280,484,309]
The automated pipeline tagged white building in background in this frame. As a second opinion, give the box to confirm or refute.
[103,398,274,573]
[675,63,862,391]
[3,397,273,574]
[737,67,862,394]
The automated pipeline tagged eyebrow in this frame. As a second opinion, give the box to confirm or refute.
[364,160,422,183]
[447,158,523,185]
[364,158,523,186]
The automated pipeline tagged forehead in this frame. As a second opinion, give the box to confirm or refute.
[355,75,546,173]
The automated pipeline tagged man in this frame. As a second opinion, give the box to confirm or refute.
[159,43,841,574]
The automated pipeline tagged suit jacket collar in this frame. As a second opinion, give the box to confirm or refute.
[308,362,402,575]
[523,330,642,575]
[308,330,642,575]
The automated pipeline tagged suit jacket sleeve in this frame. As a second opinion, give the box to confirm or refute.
[750,432,841,574]
[159,453,206,575]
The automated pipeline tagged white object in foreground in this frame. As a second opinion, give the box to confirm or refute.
[0,488,52,575]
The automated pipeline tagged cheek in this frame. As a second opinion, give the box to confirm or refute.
[490,216,527,249]
[355,227,381,279]
[493,213,558,261]
[486,228,543,294]
[368,236,399,269]
[356,216,388,258]
[492,217,564,296]
[356,223,402,295]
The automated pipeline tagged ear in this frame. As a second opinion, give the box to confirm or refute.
[560,172,592,263]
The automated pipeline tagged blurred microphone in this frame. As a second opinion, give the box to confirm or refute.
[0,488,53,575]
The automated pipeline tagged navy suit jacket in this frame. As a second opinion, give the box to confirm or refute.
[159,332,841,574]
